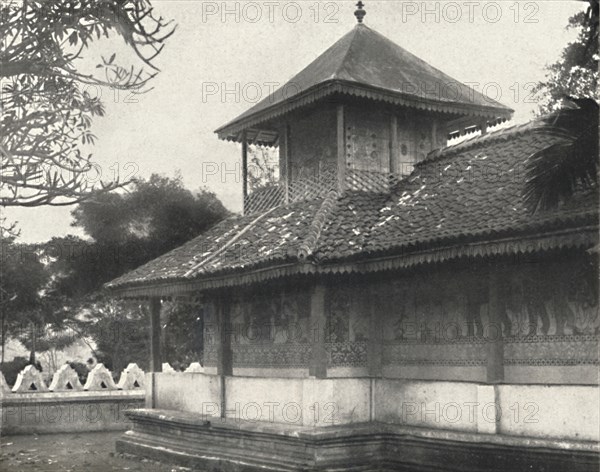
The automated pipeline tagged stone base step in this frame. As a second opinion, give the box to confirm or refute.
[117,409,599,472]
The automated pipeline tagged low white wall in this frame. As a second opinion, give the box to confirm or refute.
[151,372,221,418]
[497,384,599,442]
[225,376,371,427]
[1,391,144,435]
[148,373,600,443]
[375,379,480,432]
[374,379,599,441]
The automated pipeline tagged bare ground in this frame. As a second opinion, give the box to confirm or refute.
[0,431,193,472]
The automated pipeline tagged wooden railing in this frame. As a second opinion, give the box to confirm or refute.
[244,184,285,215]
[288,172,337,202]
[345,169,399,193]
[243,169,400,215]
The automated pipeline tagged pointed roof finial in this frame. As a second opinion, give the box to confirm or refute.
[354,1,366,23]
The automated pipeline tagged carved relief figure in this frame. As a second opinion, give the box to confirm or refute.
[327,287,351,342]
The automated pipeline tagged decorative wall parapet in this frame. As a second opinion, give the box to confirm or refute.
[83,363,117,391]
[1,370,10,393]
[12,365,49,392]
[184,362,204,373]
[49,364,84,391]
[2,361,205,394]
[117,363,145,390]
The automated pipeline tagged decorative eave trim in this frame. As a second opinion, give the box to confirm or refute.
[108,263,315,300]
[337,226,597,275]
[215,80,514,144]
[109,227,597,299]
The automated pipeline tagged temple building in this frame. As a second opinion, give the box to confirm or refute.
[107,4,599,471]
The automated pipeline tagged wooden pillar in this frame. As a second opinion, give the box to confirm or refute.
[336,104,345,193]
[390,114,399,176]
[431,118,438,149]
[242,132,248,212]
[149,297,162,373]
[487,269,505,383]
[286,124,292,193]
[215,295,233,419]
[280,124,290,204]
[216,296,233,377]
[309,284,327,378]
[480,118,488,136]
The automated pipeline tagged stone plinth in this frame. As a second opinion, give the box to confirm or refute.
[117,408,599,472]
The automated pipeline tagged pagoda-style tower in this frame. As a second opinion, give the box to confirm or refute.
[111,4,597,471]
[216,4,513,214]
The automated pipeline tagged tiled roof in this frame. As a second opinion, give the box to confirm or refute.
[107,199,322,288]
[107,122,598,294]
[359,122,597,259]
[216,24,513,143]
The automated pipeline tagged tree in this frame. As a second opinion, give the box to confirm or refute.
[70,174,230,277]
[533,0,598,113]
[44,174,229,369]
[0,242,49,364]
[1,0,175,207]
[524,1,599,212]
[1,175,228,367]
[524,98,598,213]
[248,147,279,191]
[162,301,204,369]
[76,296,151,374]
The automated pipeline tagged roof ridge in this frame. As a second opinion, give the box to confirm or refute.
[297,190,339,262]
[183,206,279,277]
[332,25,361,81]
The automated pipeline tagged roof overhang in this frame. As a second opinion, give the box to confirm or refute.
[215,79,514,145]
[107,226,596,300]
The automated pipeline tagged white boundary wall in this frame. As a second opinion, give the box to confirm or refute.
[149,372,599,443]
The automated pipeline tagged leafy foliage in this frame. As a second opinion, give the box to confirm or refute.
[533,0,598,113]
[524,98,599,212]
[76,297,150,374]
[69,174,229,289]
[0,240,60,363]
[248,147,279,191]
[1,174,228,367]
[525,2,599,212]
[162,301,204,369]
[45,174,229,368]
[1,0,175,206]
[0,356,30,385]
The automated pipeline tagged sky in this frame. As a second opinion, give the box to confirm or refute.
[4,0,585,243]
